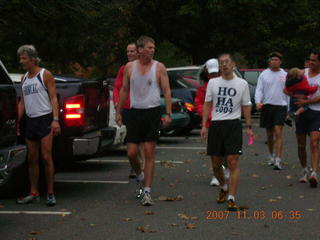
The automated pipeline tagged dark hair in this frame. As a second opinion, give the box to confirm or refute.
[199,66,209,82]
[218,53,235,62]
[136,36,155,48]
[310,49,320,61]
[127,42,137,48]
[269,51,283,60]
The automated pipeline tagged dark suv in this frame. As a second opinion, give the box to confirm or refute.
[0,61,26,196]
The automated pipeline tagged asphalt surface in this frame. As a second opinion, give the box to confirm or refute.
[1,119,320,240]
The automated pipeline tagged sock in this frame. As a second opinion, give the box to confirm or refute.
[143,187,151,193]
[136,172,144,182]
[220,184,228,192]
[227,195,235,201]
[311,171,317,177]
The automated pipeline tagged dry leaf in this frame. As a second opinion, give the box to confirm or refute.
[186,170,190,173]
[251,174,259,178]
[178,213,190,220]
[158,196,168,201]
[292,164,296,169]
[268,199,277,202]
[286,175,292,180]
[276,196,283,200]
[260,187,266,190]
[148,229,157,233]
[136,226,146,232]
[122,218,133,222]
[89,224,96,227]
[169,223,179,227]
[299,195,304,199]
[175,195,184,201]
[190,216,199,220]
[306,208,315,212]
[144,211,154,215]
[186,223,197,229]
[30,232,39,235]
[239,205,250,210]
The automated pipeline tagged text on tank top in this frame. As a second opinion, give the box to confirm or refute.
[22,68,52,118]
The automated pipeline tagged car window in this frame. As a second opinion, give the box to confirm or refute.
[168,72,195,89]
[244,72,260,85]
[0,64,12,85]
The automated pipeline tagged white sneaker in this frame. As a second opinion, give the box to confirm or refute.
[309,172,318,188]
[299,169,309,183]
[210,176,219,186]
[268,155,275,166]
[141,192,154,206]
[273,158,281,170]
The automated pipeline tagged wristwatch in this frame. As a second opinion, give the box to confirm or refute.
[53,117,59,121]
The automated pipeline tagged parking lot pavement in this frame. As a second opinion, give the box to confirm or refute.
[1,119,320,239]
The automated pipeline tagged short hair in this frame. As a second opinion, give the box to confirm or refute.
[136,36,155,48]
[310,48,320,61]
[269,51,283,60]
[127,42,137,49]
[17,45,41,64]
[218,53,235,62]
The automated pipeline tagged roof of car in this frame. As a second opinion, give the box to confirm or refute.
[167,66,201,71]
[9,73,86,83]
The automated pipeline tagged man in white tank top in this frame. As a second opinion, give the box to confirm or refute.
[294,49,320,188]
[116,36,172,206]
[16,45,60,206]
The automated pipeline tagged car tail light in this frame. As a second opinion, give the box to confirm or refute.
[185,102,194,112]
[64,95,85,127]
[172,102,181,113]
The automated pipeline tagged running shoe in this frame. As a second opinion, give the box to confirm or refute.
[299,169,309,183]
[309,172,318,188]
[141,192,154,206]
[210,176,219,186]
[216,189,227,204]
[135,181,144,199]
[16,194,40,204]
[268,156,275,166]
[273,158,282,170]
[128,168,136,179]
[46,194,56,206]
[227,199,238,211]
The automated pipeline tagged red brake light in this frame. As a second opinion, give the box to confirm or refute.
[64,95,85,127]
[185,102,194,112]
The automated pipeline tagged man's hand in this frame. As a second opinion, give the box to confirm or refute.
[51,120,61,136]
[200,126,208,141]
[256,103,263,111]
[116,111,122,126]
[246,128,254,145]
[162,115,171,127]
[295,98,308,107]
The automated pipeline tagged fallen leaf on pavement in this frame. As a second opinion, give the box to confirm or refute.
[158,196,168,201]
[306,208,315,212]
[260,187,267,190]
[292,164,296,169]
[276,196,283,200]
[251,174,259,178]
[299,195,304,199]
[268,199,277,202]
[186,223,197,229]
[122,218,133,222]
[178,213,190,220]
[89,224,96,227]
[148,229,157,233]
[144,211,154,215]
[30,232,39,235]
[288,184,294,187]
[239,205,250,210]
[186,170,190,173]
[136,226,147,232]
[169,223,179,227]
[286,175,292,180]
[190,216,199,220]
[175,195,184,201]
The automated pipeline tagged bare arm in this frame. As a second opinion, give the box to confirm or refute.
[158,63,172,126]
[200,101,212,140]
[242,105,253,136]
[116,63,131,125]
[44,70,60,135]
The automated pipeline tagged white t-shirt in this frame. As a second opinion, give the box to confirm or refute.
[255,68,288,106]
[305,68,320,111]
[205,76,251,121]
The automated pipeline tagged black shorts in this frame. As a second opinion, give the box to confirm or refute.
[260,104,287,128]
[295,109,320,134]
[207,119,243,156]
[121,108,130,126]
[126,106,161,143]
[25,113,52,141]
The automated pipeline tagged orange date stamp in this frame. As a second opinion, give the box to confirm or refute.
[206,210,302,220]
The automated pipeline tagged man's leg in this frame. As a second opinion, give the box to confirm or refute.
[226,154,240,197]
[137,143,145,170]
[211,156,225,186]
[266,127,275,165]
[296,134,307,168]
[41,134,54,194]
[309,131,320,187]
[142,141,156,188]
[26,139,40,194]
[127,143,142,176]
[274,125,284,158]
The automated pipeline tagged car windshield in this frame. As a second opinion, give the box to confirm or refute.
[168,72,196,89]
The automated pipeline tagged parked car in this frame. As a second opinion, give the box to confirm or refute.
[0,62,27,196]
[11,73,125,168]
[167,66,201,88]
[239,69,264,113]
[160,97,190,135]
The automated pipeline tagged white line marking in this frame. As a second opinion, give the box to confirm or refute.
[157,146,206,150]
[86,159,184,164]
[0,211,72,215]
[55,180,129,184]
